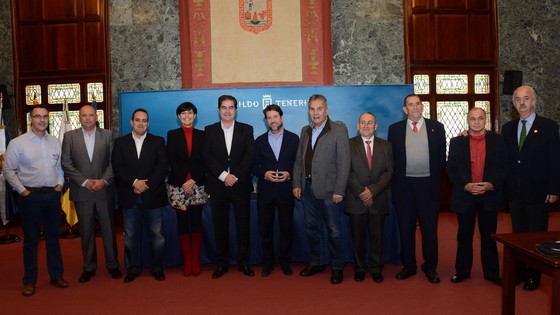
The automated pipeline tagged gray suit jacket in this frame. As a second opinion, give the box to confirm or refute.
[345,136,393,215]
[61,127,114,201]
[293,118,350,199]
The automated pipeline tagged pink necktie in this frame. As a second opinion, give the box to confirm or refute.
[366,140,372,170]
[412,122,418,133]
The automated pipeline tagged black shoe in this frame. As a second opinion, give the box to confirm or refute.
[331,270,343,284]
[78,271,95,283]
[261,267,272,277]
[153,271,165,281]
[109,268,123,279]
[484,276,503,286]
[354,272,365,282]
[123,274,136,283]
[425,271,441,284]
[300,265,326,277]
[372,272,384,283]
[280,264,293,276]
[238,265,255,277]
[450,274,470,283]
[212,266,229,279]
[395,268,416,280]
[22,283,35,297]
[523,278,539,291]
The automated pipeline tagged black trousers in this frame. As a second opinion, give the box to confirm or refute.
[257,194,294,268]
[348,212,385,273]
[176,204,203,235]
[454,197,499,278]
[210,191,251,267]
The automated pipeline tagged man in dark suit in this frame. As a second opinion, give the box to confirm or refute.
[252,104,299,277]
[346,112,393,283]
[203,95,255,279]
[112,108,169,283]
[293,94,350,285]
[61,104,122,283]
[502,85,560,291]
[387,93,446,284]
[447,107,506,286]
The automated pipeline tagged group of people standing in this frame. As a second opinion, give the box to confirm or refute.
[3,85,558,297]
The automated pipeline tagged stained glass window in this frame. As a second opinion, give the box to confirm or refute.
[422,101,430,118]
[87,83,104,103]
[25,85,42,105]
[474,74,490,94]
[414,75,430,94]
[436,74,468,94]
[48,83,81,104]
[27,110,105,138]
[474,101,491,130]
[436,101,469,155]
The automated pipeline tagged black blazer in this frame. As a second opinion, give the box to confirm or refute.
[112,133,169,209]
[502,114,560,203]
[252,129,299,198]
[387,118,446,203]
[447,131,507,213]
[167,127,206,187]
[202,121,255,195]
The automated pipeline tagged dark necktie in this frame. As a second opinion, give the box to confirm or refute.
[519,119,527,151]
[365,140,372,170]
[412,122,418,133]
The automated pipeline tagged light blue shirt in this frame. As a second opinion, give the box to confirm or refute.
[267,129,284,161]
[311,118,328,149]
[517,112,536,142]
[3,131,64,194]
[82,128,96,162]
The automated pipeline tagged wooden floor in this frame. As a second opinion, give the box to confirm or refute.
[0,211,557,314]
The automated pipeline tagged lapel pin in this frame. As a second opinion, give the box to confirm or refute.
[533,130,538,133]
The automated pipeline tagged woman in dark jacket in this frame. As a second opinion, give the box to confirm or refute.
[167,102,206,276]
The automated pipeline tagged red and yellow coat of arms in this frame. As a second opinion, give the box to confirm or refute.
[239,0,272,34]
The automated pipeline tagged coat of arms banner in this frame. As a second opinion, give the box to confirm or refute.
[179,0,333,88]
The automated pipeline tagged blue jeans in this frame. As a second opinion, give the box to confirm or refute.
[19,189,64,284]
[301,180,345,269]
[122,197,165,275]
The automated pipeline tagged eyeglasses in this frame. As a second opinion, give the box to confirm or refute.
[31,115,49,120]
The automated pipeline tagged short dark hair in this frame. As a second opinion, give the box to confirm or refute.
[30,104,49,115]
[403,93,421,107]
[218,95,238,109]
[308,94,327,107]
[263,104,283,118]
[132,108,149,121]
[176,102,197,116]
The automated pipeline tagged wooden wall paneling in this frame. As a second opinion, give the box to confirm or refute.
[411,0,430,10]
[84,0,102,18]
[44,23,80,70]
[18,25,46,73]
[468,0,490,10]
[84,22,104,70]
[435,0,467,10]
[17,0,42,20]
[469,13,492,61]
[411,13,434,61]
[42,0,78,19]
[435,14,469,60]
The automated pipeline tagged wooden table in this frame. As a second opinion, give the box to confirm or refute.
[493,231,560,315]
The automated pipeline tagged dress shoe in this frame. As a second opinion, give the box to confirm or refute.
[354,272,365,282]
[51,277,69,288]
[261,267,272,277]
[523,278,539,291]
[123,274,137,283]
[238,265,255,277]
[425,271,441,284]
[79,271,95,283]
[153,271,165,281]
[211,266,229,279]
[395,268,416,280]
[109,268,123,279]
[484,276,503,286]
[300,265,326,277]
[372,272,384,283]
[331,270,343,284]
[22,283,35,297]
[280,264,293,276]
[450,274,470,283]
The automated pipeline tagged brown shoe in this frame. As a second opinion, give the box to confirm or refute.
[50,277,69,288]
[22,283,36,296]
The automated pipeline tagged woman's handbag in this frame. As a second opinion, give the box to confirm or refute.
[166,184,208,210]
